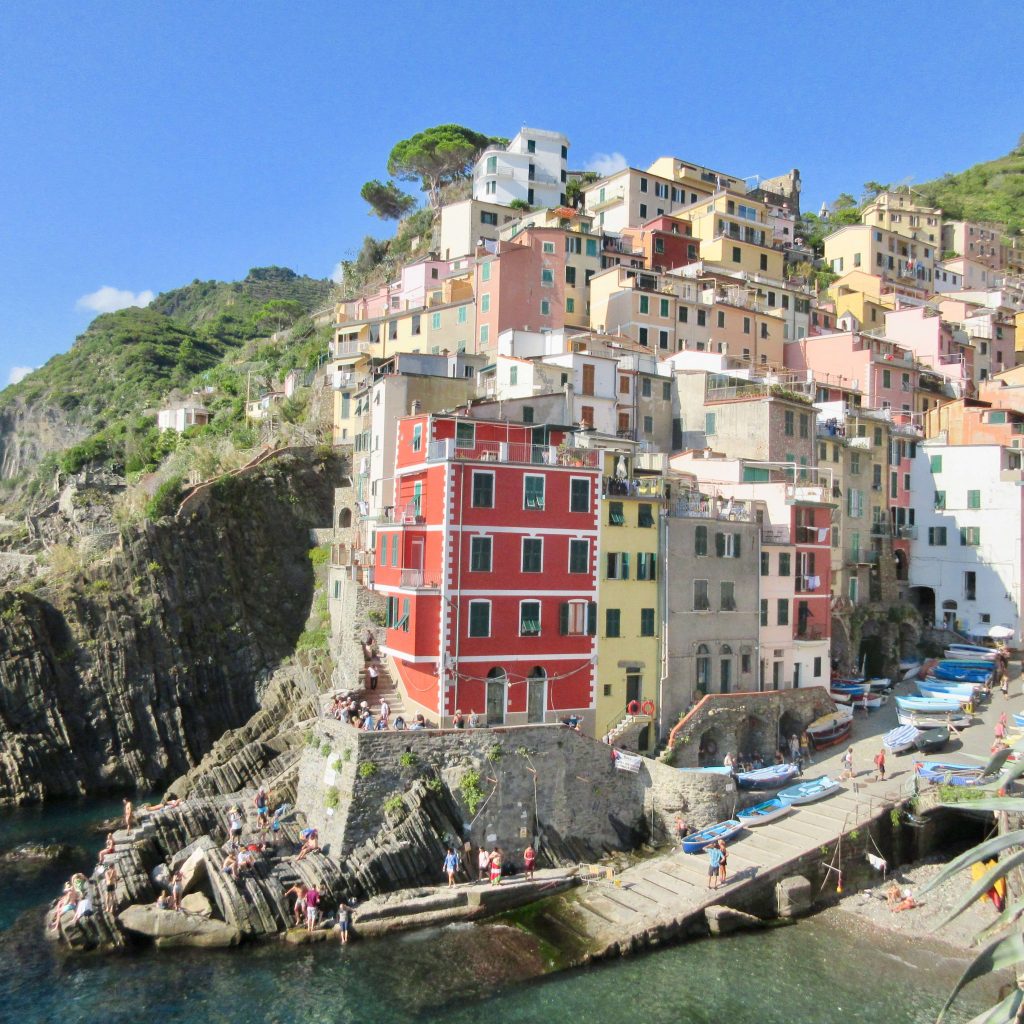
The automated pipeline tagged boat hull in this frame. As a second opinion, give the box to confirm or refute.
[736,764,799,790]
[737,798,792,827]
[883,725,920,754]
[914,761,989,787]
[914,728,949,754]
[779,776,841,805]
[682,819,743,854]
[896,695,964,714]
[897,709,971,729]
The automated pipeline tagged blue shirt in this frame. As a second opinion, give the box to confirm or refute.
[444,852,459,872]
[708,847,723,869]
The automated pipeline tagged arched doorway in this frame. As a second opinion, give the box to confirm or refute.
[738,714,772,758]
[527,667,546,724]
[909,586,936,626]
[720,644,733,694]
[486,668,507,726]
[941,599,958,630]
[695,643,710,697]
[698,726,724,767]
[779,710,803,751]
[338,507,353,528]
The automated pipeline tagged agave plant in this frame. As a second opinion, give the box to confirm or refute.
[919,742,1024,1022]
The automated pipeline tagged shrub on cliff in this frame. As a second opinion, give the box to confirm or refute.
[145,476,184,520]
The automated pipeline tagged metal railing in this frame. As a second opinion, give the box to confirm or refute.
[426,438,600,468]
[398,568,442,590]
[668,497,754,522]
[602,476,668,499]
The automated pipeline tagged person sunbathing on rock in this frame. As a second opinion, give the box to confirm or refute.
[221,850,240,880]
[97,833,116,864]
[295,829,319,861]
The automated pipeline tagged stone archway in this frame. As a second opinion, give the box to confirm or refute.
[737,714,773,759]
[909,586,936,627]
[698,725,725,767]
[338,507,353,529]
[779,710,803,751]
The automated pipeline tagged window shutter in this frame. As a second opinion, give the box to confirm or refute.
[587,601,597,636]
[715,532,725,557]
[649,556,656,581]
[733,533,741,558]
[622,553,630,579]
[560,602,569,635]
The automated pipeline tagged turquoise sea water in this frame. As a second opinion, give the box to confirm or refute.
[0,801,994,1024]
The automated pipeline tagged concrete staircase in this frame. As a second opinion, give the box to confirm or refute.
[604,713,654,751]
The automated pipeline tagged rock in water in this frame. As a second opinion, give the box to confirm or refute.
[0,842,76,863]
[119,903,240,948]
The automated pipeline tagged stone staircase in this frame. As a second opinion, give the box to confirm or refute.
[604,712,654,751]
[530,778,907,960]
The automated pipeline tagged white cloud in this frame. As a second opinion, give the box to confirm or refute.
[75,286,155,315]
[584,151,628,178]
[7,366,34,386]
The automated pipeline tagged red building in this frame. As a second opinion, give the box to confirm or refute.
[622,215,699,273]
[373,413,601,727]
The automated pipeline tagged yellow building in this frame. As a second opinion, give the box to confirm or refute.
[594,452,665,753]
[824,223,937,290]
[861,192,942,246]
[682,192,785,279]
[828,271,897,329]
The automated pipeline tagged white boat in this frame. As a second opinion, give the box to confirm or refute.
[944,644,998,662]
[868,677,893,692]
[883,724,920,754]
[897,708,972,730]
[899,660,922,680]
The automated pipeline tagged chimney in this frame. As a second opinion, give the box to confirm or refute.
[411,400,422,415]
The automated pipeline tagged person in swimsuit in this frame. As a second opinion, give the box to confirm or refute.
[284,883,307,928]
[170,870,184,911]
[123,799,135,832]
[98,833,116,864]
[337,902,350,945]
[104,863,118,914]
[523,844,537,880]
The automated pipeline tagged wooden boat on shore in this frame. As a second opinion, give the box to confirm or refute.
[735,763,800,790]
[883,724,920,754]
[917,682,979,704]
[778,775,841,805]
[737,798,792,827]
[682,819,743,854]
[914,727,949,754]
[897,708,972,729]
[806,708,853,749]
[914,760,992,787]
[831,679,870,696]
[896,695,965,715]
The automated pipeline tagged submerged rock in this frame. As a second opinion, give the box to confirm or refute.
[0,842,76,863]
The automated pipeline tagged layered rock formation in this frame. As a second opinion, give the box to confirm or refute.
[0,450,342,805]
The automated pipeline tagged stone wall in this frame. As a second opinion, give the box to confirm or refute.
[665,687,836,767]
[297,721,734,877]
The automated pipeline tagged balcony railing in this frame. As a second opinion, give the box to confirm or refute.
[602,476,668,499]
[896,524,918,539]
[426,438,600,467]
[870,521,892,536]
[847,548,879,565]
[667,496,753,522]
[785,483,832,504]
[795,626,827,641]
[398,568,441,590]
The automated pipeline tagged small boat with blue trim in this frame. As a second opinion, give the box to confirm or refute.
[735,763,800,790]
[917,682,979,704]
[899,659,922,680]
[682,819,744,854]
[737,797,792,827]
[944,644,998,661]
[778,775,842,805]
[914,760,993,787]
[933,663,992,684]
[883,724,920,754]
[897,708,972,729]
[677,766,734,775]
[831,679,870,696]
[896,695,965,715]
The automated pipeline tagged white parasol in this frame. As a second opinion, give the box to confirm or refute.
[987,625,1015,639]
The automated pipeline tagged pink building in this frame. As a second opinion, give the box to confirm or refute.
[884,307,973,396]
[784,331,920,416]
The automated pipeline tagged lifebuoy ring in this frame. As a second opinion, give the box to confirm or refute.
[626,700,641,716]
[640,699,656,717]
[703,738,718,756]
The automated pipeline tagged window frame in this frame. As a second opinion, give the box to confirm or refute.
[468,600,491,638]
[470,535,493,572]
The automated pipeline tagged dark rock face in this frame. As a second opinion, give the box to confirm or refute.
[0,451,342,805]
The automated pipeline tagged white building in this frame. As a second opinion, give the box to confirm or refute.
[909,441,1024,643]
[156,403,209,433]
[472,128,569,210]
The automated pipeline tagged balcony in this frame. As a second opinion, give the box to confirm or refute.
[588,187,626,211]
[870,521,892,537]
[795,626,827,642]
[426,438,600,468]
[369,502,425,525]
[847,548,879,565]
[668,495,753,522]
[761,525,792,545]
[795,575,825,594]
[795,525,831,545]
[896,524,918,540]
[332,340,370,360]
[398,568,441,590]
[602,476,668,499]
[785,484,832,505]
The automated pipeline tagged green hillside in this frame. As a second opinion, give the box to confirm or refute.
[916,139,1024,233]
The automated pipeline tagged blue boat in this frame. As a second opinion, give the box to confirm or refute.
[832,679,870,696]
[682,819,743,854]
[944,644,998,661]
[883,724,920,754]
[917,682,979,703]
[778,775,842,805]
[735,763,800,790]
[933,664,992,683]
[914,760,992,787]
[938,659,996,672]
[737,797,792,826]
[896,695,965,714]
[921,676,984,694]
[677,766,734,775]
[1014,712,1024,729]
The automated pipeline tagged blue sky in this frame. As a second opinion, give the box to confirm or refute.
[2,1,1022,388]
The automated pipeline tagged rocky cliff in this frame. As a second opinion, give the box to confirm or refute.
[0,449,342,805]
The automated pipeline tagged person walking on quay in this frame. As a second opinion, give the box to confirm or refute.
[706,843,723,890]
[443,846,460,888]
[523,844,537,880]
[840,746,854,781]
[716,839,729,887]
[873,748,886,782]
[478,846,490,883]
[995,712,1008,742]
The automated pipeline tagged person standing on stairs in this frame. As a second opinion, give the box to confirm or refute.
[367,661,379,691]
